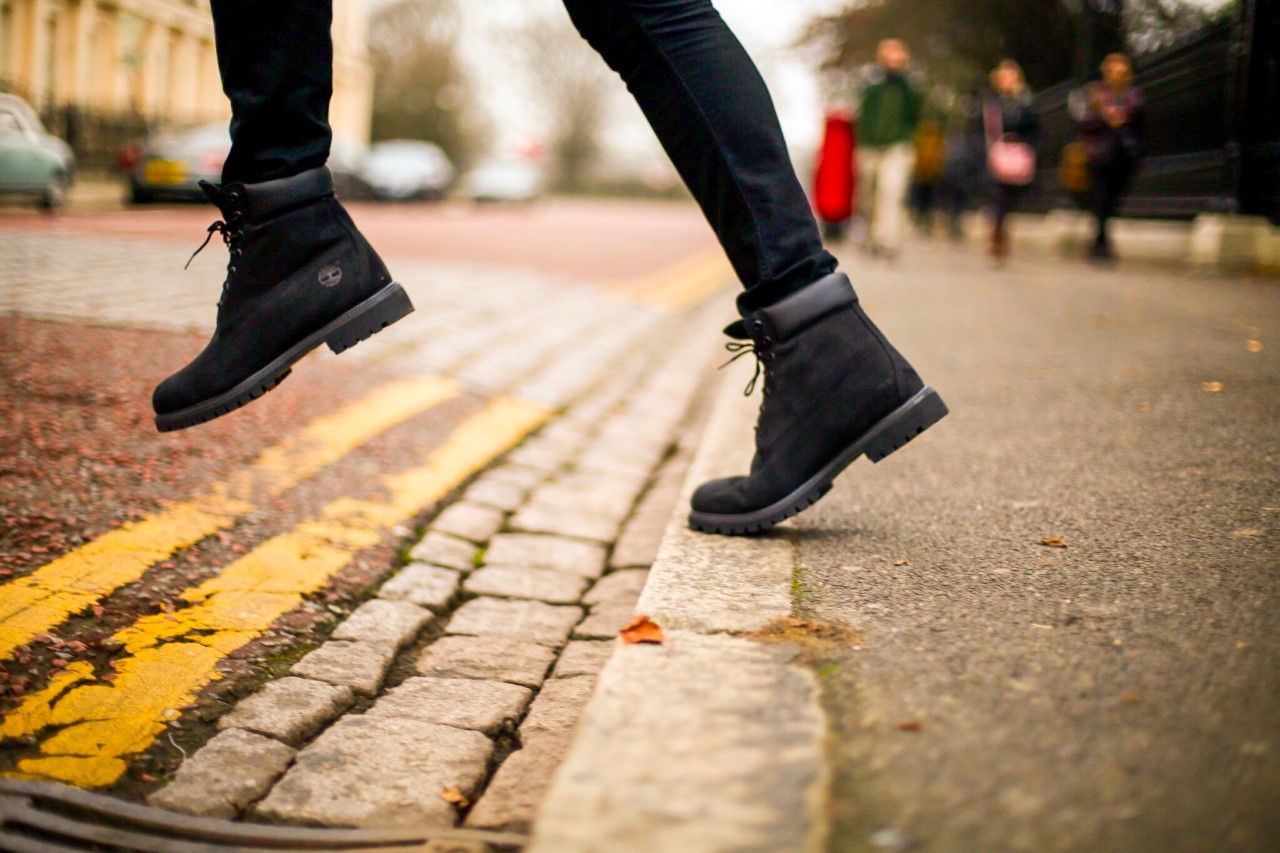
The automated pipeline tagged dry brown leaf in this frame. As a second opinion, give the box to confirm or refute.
[440,787,470,807]
[620,614,665,645]
[1118,692,1144,705]
[1246,340,1263,353]
[1202,381,1224,393]
[894,557,909,566]
[1233,528,1264,537]
[1136,401,1151,413]
[897,720,923,732]
[1040,537,1068,548]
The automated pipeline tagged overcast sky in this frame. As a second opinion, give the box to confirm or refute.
[420,0,846,170]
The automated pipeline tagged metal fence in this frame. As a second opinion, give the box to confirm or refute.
[1029,4,1279,223]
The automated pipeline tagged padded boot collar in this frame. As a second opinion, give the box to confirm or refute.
[236,167,334,221]
[756,272,857,341]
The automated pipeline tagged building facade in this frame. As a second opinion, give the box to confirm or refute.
[0,0,373,142]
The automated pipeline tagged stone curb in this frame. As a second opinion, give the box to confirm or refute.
[529,358,830,852]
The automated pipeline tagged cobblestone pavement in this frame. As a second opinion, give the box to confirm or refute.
[0,204,732,846]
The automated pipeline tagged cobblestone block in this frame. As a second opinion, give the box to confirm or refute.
[610,506,674,571]
[216,677,353,746]
[506,440,576,473]
[583,570,650,608]
[368,677,532,735]
[573,605,637,640]
[332,599,432,648]
[520,675,597,741]
[431,502,506,543]
[254,715,492,829]
[464,478,528,512]
[149,729,294,819]
[448,597,582,647]
[377,564,459,612]
[464,566,588,605]
[552,640,616,679]
[291,640,395,696]
[464,735,575,832]
[416,635,557,689]
[526,481,640,522]
[483,464,547,490]
[409,532,479,572]
[508,505,620,544]
[485,534,607,579]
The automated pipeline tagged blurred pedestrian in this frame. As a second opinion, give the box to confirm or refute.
[855,38,923,259]
[157,0,947,537]
[909,120,946,235]
[980,60,1039,261]
[1073,52,1145,262]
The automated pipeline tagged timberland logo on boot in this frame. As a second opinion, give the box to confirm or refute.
[318,264,343,287]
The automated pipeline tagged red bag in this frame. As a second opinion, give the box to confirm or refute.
[813,111,856,223]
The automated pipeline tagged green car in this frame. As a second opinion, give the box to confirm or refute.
[0,94,76,210]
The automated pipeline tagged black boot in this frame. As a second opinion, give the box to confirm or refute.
[688,272,947,535]
[153,167,412,432]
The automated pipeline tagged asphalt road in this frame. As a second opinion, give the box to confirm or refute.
[795,239,1279,851]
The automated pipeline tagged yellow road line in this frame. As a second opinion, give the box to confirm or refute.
[0,396,551,788]
[0,377,461,663]
[622,246,735,310]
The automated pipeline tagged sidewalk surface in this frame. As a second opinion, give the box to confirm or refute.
[0,207,1277,852]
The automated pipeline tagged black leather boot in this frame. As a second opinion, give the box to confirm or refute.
[153,167,412,432]
[688,272,947,535]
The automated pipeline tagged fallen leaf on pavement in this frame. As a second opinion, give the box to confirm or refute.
[1118,692,1143,705]
[440,787,470,807]
[1040,537,1068,548]
[1202,381,1224,392]
[897,720,923,732]
[894,557,909,566]
[620,614,664,645]
[1232,529,1264,537]
[1246,340,1262,352]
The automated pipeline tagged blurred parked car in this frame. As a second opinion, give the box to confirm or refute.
[0,93,76,209]
[462,158,543,203]
[359,140,454,200]
[124,122,368,204]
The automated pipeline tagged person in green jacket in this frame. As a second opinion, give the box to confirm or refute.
[857,38,924,258]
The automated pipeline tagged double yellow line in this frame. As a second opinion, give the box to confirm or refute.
[0,395,548,787]
[0,377,461,663]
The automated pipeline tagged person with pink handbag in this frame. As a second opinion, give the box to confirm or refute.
[981,60,1040,261]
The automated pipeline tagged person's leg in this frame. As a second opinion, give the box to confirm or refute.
[857,146,882,250]
[562,0,946,534]
[1089,164,1111,256]
[212,0,333,184]
[153,0,412,431]
[874,142,914,254]
[560,0,835,312]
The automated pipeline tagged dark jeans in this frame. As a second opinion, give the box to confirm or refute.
[1089,157,1137,247]
[991,182,1027,235]
[209,0,835,312]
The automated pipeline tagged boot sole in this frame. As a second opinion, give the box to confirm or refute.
[687,386,948,535]
[155,282,414,433]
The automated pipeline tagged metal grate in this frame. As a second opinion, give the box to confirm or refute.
[0,780,525,853]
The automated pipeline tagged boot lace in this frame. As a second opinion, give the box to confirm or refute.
[185,215,244,308]
[719,340,772,397]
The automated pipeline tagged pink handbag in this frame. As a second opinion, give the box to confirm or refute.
[985,102,1036,186]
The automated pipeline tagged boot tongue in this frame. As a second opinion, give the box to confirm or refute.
[199,180,240,220]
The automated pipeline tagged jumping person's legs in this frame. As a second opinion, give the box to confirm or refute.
[563,0,947,533]
[152,1,411,432]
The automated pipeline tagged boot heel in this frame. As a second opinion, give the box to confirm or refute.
[326,283,414,354]
[864,387,948,463]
